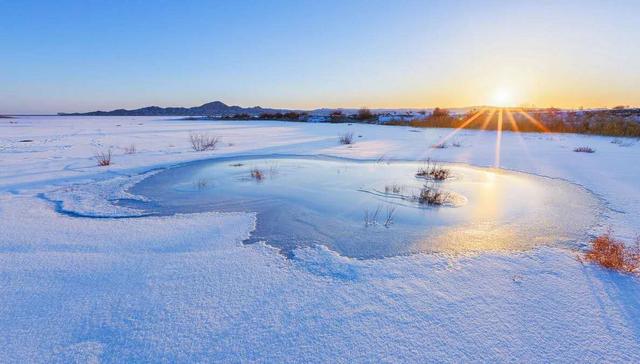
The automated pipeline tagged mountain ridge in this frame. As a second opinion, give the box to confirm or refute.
[58,101,288,116]
[59,101,499,117]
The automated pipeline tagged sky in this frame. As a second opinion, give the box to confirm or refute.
[1,0,639,114]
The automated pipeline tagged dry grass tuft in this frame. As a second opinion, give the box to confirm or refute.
[573,146,595,153]
[363,205,381,227]
[194,179,209,190]
[190,133,219,151]
[124,144,136,154]
[585,233,640,273]
[95,150,112,166]
[383,206,397,228]
[416,159,451,181]
[339,132,354,145]
[385,184,402,194]
[417,183,451,205]
[250,168,265,181]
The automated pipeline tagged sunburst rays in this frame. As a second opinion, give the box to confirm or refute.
[505,109,519,132]
[494,109,504,167]
[481,109,496,130]
[518,109,550,133]
[436,108,487,146]
[421,106,553,169]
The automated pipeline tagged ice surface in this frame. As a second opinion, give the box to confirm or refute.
[43,170,159,217]
[123,156,603,258]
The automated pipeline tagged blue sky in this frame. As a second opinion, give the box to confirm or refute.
[2,0,639,114]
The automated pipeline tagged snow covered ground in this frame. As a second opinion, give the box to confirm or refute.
[1,116,639,362]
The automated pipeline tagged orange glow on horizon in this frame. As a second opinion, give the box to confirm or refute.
[518,109,550,133]
[481,109,496,130]
[505,110,520,133]
[436,108,487,146]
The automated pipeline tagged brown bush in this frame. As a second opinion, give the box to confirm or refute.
[585,233,640,273]
[95,150,112,166]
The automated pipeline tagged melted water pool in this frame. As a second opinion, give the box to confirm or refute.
[125,156,601,258]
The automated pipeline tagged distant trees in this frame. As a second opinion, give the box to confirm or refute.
[329,110,346,123]
[431,107,451,119]
[409,107,457,128]
[258,112,307,121]
[406,107,640,137]
[221,113,252,120]
[356,107,374,121]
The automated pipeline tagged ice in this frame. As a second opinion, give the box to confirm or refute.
[43,170,160,217]
[126,156,602,258]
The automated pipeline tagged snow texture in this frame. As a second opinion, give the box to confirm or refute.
[1,116,639,362]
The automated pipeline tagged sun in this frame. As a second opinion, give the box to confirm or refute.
[490,88,513,107]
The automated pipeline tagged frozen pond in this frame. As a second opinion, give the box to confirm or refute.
[124,156,602,258]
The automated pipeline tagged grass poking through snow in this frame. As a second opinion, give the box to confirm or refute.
[124,144,136,154]
[95,150,112,166]
[339,132,354,145]
[416,159,451,181]
[574,146,595,153]
[250,168,265,181]
[417,183,451,206]
[585,233,640,274]
[384,184,402,194]
[190,133,219,151]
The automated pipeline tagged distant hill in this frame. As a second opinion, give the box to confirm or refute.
[60,101,590,118]
[59,101,290,117]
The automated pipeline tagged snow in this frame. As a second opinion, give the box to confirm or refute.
[43,170,159,217]
[1,116,639,362]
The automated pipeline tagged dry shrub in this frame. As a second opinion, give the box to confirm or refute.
[417,183,451,205]
[95,150,112,166]
[190,133,219,151]
[416,159,450,181]
[574,146,595,153]
[339,132,354,145]
[585,233,640,273]
[124,144,136,154]
[250,168,265,181]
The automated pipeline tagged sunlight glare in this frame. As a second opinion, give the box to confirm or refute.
[491,88,513,107]
[494,109,504,167]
